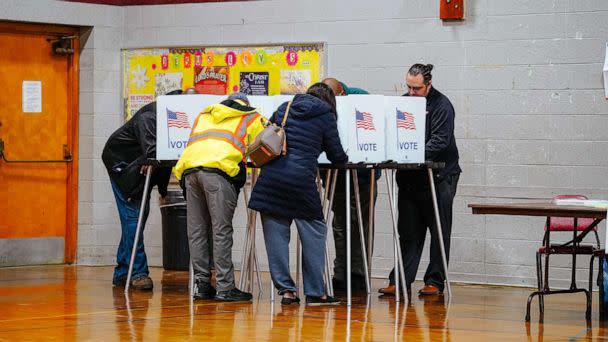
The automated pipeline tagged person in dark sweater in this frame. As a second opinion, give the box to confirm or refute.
[249,83,348,306]
[379,64,461,297]
[102,90,181,290]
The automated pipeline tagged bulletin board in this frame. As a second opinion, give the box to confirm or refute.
[122,43,326,119]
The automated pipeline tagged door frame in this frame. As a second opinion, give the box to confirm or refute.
[0,21,80,263]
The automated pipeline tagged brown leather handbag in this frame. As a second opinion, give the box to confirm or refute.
[247,101,291,167]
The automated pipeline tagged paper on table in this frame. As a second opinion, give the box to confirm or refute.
[554,198,608,209]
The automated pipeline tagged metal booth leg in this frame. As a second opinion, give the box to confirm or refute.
[249,169,263,295]
[386,169,407,304]
[189,260,195,298]
[367,169,376,283]
[239,179,252,290]
[239,169,259,293]
[351,169,371,294]
[426,167,452,297]
[325,169,339,297]
[320,169,337,297]
[125,166,153,294]
[346,170,352,306]
[323,171,333,297]
[296,232,302,297]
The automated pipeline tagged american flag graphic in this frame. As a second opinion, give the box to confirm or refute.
[355,109,375,131]
[396,109,416,130]
[167,108,190,129]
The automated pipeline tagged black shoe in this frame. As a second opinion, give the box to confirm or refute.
[351,274,367,291]
[281,296,301,305]
[332,275,365,292]
[215,288,253,302]
[332,277,346,291]
[306,295,341,306]
[112,276,127,287]
[193,281,216,300]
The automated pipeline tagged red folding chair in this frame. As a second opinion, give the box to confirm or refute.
[527,195,603,322]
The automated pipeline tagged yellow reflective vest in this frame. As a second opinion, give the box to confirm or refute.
[173,101,266,180]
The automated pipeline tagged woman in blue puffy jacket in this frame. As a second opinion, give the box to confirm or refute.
[248,83,348,305]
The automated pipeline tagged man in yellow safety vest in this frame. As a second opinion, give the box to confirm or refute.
[173,92,266,301]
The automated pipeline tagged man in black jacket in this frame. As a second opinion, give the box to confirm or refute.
[379,64,461,297]
[102,90,181,290]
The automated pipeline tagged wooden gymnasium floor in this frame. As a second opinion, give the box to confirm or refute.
[0,265,606,341]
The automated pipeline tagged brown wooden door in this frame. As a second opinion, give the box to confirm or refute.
[0,22,79,265]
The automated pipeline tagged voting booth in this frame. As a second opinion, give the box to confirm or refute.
[127,93,451,307]
[156,94,295,161]
[156,94,223,161]
[156,94,426,163]
[385,96,426,163]
[336,95,386,163]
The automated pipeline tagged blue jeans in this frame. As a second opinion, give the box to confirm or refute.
[111,181,150,282]
[261,214,327,297]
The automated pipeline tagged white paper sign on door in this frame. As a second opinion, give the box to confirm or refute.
[22,81,42,113]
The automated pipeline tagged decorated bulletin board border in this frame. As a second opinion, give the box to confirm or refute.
[122,43,326,119]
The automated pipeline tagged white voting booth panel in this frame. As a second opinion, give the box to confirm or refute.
[320,95,426,164]
[156,94,293,161]
[156,94,223,161]
[247,95,294,120]
[317,97,349,164]
[339,95,386,163]
[385,96,426,163]
[157,94,426,163]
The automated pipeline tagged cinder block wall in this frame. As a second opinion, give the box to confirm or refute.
[123,0,608,288]
[2,0,608,288]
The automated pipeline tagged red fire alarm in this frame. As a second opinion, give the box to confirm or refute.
[440,0,464,20]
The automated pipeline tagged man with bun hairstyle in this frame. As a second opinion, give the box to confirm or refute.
[379,64,461,297]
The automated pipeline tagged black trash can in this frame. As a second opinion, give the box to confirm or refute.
[160,190,190,271]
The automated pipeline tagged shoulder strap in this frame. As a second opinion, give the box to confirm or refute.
[281,101,292,128]
[280,101,292,156]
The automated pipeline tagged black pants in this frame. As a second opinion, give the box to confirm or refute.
[389,173,459,291]
[332,181,376,280]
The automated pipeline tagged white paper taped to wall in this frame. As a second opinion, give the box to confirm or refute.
[604,42,608,99]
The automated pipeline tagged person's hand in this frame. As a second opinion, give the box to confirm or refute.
[140,165,152,175]
[159,196,167,206]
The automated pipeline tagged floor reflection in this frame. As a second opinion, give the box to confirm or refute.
[0,266,607,341]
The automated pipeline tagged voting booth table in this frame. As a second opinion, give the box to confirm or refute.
[124,94,450,306]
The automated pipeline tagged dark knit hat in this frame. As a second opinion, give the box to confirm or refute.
[227,92,249,105]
